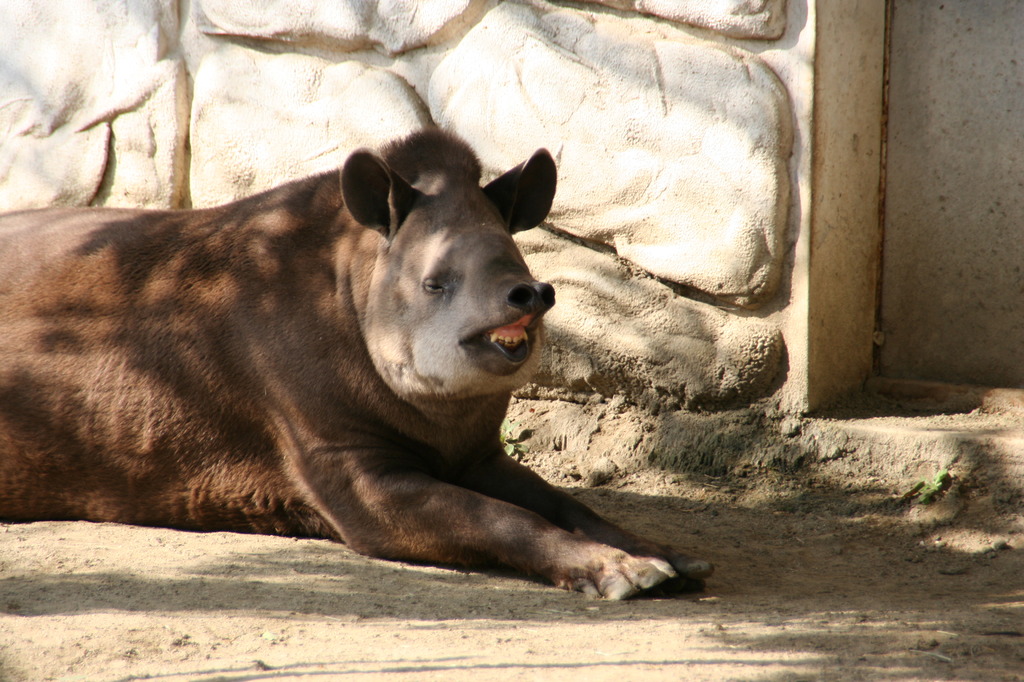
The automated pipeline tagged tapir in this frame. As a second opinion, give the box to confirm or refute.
[0,128,711,599]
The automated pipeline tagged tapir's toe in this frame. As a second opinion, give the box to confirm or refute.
[679,558,714,579]
[641,555,713,595]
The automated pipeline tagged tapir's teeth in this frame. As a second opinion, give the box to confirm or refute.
[489,330,528,349]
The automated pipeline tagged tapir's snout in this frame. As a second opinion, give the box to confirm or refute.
[469,280,555,368]
[506,281,556,315]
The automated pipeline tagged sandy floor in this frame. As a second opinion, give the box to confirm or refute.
[2,457,1022,681]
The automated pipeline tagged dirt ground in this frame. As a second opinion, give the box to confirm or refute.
[1,401,1022,681]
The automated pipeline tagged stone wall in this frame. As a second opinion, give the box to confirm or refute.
[1,0,829,411]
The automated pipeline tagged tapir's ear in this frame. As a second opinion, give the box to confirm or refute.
[341,150,420,239]
[483,149,557,234]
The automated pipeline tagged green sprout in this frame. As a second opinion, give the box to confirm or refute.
[902,468,953,505]
[500,419,528,461]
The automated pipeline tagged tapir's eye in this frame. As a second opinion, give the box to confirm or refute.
[422,278,445,295]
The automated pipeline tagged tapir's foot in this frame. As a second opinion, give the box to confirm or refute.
[557,553,676,600]
[556,549,714,600]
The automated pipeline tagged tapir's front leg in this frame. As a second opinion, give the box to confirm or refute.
[297,448,699,599]
[458,452,713,593]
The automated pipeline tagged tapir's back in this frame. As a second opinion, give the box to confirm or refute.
[0,188,339,537]
[1,208,177,523]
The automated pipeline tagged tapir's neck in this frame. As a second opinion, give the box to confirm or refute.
[408,390,509,424]
[403,391,511,463]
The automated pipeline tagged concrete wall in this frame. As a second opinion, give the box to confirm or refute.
[0,0,893,414]
[879,0,1024,389]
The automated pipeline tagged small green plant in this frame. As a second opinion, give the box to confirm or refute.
[902,468,953,505]
[500,419,528,461]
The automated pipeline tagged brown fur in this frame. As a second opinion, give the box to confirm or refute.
[0,130,710,598]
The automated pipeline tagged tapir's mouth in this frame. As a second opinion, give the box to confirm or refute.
[468,313,538,364]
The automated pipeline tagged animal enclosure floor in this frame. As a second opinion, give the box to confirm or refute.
[1,456,1022,681]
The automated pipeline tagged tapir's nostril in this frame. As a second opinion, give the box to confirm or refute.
[507,283,536,309]
[507,282,556,311]
[535,282,555,308]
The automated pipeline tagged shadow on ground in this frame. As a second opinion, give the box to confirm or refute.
[2,438,1022,680]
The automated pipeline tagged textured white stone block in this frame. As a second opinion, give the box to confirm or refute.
[580,0,787,39]
[0,0,186,211]
[194,0,483,55]
[190,45,430,207]
[92,60,188,208]
[430,2,792,306]
[517,230,783,406]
